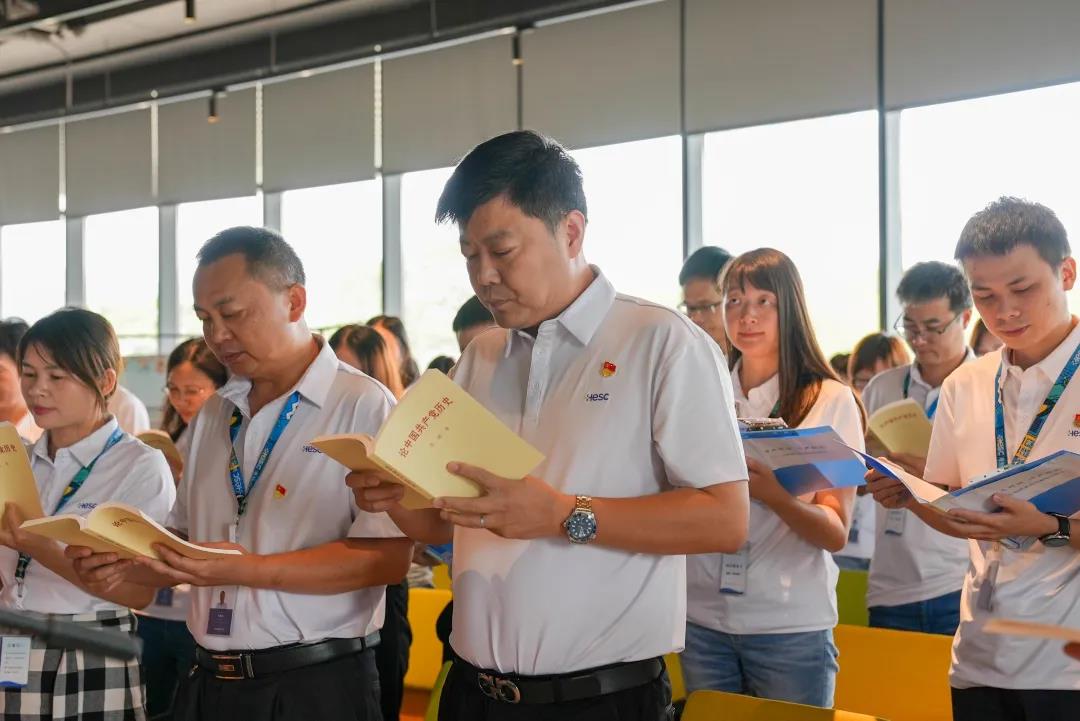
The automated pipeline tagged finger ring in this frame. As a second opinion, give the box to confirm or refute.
[479,514,486,529]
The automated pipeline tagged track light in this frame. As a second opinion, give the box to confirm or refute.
[184,0,196,24]
[512,33,523,66]
[207,90,220,124]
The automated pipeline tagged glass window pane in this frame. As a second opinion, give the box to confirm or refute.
[84,207,159,356]
[281,180,383,331]
[401,167,473,368]
[900,82,1080,314]
[1,220,66,323]
[570,136,683,308]
[702,111,880,356]
[176,196,262,337]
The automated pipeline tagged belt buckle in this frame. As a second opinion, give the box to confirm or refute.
[477,672,521,704]
[210,653,249,680]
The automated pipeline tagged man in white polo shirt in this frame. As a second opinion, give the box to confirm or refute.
[351,130,749,720]
[862,261,973,635]
[70,226,412,721]
[867,198,1080,720]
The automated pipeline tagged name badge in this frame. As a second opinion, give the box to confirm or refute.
[0,636,31,688]
[154,587,175,607]
[206,587,237,637]
[719,545,749,595]
[884,509,907,536]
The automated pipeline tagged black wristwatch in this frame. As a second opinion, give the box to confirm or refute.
[1039,513,1072,548]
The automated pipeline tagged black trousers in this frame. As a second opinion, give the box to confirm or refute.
[952,686,1080,721]
[375,581,412,721]
[174,648,382,721]
[437,659,674,721]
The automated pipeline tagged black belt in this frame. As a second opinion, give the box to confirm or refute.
[195,633,380,680]
[455,656,664,705]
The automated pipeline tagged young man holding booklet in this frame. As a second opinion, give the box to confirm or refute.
[68,227,413,721]
[866,197,1080,720]
[860,261,974,635]
[352,130,750,721]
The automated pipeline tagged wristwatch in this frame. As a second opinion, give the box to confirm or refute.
[563,495,597,544]
[1039,513,1072,548]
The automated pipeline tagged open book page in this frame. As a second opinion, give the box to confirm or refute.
[985,618,1080,643]
[309,435,432,510]
[137,430,183,468]
[19,516,134,558]
[0,422,43,520]
[850,450,949,505]
[942,451,1080,517]
[868,398,933,457]
[741,426,867,496]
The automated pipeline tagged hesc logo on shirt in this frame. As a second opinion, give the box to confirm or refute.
[302,444,323,454]
[77,502,98,511]
[584,392,610,403]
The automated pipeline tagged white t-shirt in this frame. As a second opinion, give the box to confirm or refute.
[449,270,747,675]
[169,338,404,651]
[108,385,151,435]
[862,359,971,608]
[14,411,42,443]
[924,319,1080,690]
[0,418,174,614]
[687,367,864,635]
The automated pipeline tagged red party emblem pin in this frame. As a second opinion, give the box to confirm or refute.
[274,484,288,499]
[600,361,617,378]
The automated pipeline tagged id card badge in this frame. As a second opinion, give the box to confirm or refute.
[206,586,237,637]
[154,587,175,607]
[0,636,31,688]
[976,544,1003,612]
[884,509,907,536]
[719,545,749,595]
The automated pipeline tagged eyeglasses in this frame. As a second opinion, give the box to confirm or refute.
[893,311,964,341]
[678,301,722,318]
[164,385,212,401]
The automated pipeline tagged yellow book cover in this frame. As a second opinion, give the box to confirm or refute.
[312,369,545,509]
[137,430,183,469]
[0,421,44,520]
[868,398,933,457]
[20,502,241,560]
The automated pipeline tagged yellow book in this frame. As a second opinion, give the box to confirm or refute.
[20,502,241,560]
[312,369,545,509]
[868,398,933,457]
[137,430,183,469]
[0,421,44,520]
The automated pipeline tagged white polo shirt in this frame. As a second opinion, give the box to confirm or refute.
[0,418,174,614]
[108,385,151,435]
[862,358,972,609]
[925,319,1080,690]
[687,367,863,635]
[169,338,404,651]
[448,270,747,675]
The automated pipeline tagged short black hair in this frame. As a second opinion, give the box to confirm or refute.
[0,318,28,362]
[436,130,587,232]
[427,355,455,374]
[197,226,305,289]
[679,246,733,286]
[896,261,972,314]
[954,197,1071,267]
[452,296,495,333]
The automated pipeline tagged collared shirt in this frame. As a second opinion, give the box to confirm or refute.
[108,386,151,435]
[687,365,864,634]
[169,338,404,651]
[862,356,973,608]
[448,270,747,675]
[925,318,1080,690]
[0,418,174,615]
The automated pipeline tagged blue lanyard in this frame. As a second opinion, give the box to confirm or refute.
[903,369,939,419]
[15,427,125,588]
[228,391,301,518]
[994,340,1080,469]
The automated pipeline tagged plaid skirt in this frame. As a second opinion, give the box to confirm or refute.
[0,609,146,721]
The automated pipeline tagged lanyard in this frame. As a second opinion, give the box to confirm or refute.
[228,391,301,518]
[993,339,1080,469]
[15,427,125,592]
[903,369,939,419]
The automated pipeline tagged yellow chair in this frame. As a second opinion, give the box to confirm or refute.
[834,624,953,721]
[422,661,453,721]
[682,690,887,720]
[432,564,451,590]
[405,588,452,690]
[837,569,869,626]
[665,653,686,702]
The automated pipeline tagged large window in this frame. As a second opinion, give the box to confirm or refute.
[702,111,880,356]
[282,180,382,332]
[570,136,683,308]
[84,207,159,355]
[1,220,66,323]
[900,82,1080,313]
[176,196,263,337]
[401,167,474,368]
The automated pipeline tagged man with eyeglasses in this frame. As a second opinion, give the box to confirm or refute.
[678,246,732,346]
[861,261,974,635]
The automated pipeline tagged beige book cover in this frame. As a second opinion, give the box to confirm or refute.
[0,422,44,520]
[137,430,183,468]
[20,502,241,560]
[312,369,545,509]
[985,618,1080,643]
[868,398,933,457]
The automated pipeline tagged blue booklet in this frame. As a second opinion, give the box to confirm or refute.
[424,542,453,566]
[741,426,867,496]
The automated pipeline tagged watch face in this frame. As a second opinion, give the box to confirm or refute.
[565,511,597,542]
[1042,535,1070,548]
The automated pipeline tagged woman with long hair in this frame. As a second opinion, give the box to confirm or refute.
[684,248,864,708]
[366,315,420,389]
[329,325,406,399]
